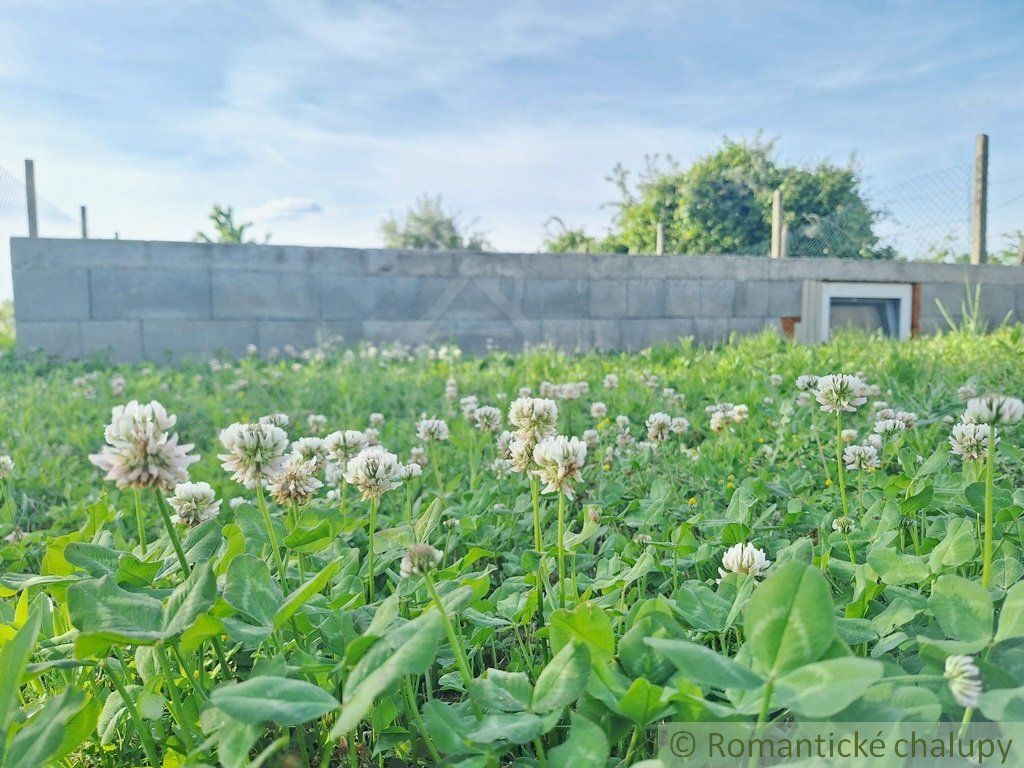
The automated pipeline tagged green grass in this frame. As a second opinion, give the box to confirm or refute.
[0,324,1022,767]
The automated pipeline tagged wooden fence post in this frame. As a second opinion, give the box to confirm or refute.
[770,189,784,259]
[970,133,988,265]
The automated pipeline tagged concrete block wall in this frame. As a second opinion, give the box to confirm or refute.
[10,237,1024,361]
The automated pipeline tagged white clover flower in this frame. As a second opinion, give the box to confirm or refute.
[840,428,858,443]
[401,462,423,480]
[641,372,658,390]
[832,516,854,534]
[843,444,880,471]
[323,430,369,470]
[343,447,404,499]
[368,412,385,428]
[615,415,631,429]
[583,429,600,449]
[291,437,327,466]
[894,410,918,429]
[491,457,515,478]
[795,374,819,391]
[167,481,221,526]
[532,435,587,499]
[871,400,889,412]
[670,417,690,434]
[769,373,784,387]
[509,433,538,472]
[814,374,868,413]
[443,516,460,528]
[591,402,608,420]
[945,655,983,708]
[416,418,450,442]
[603,374,619,390]
[874,418,905,437]
[964,395,1024,425]
[218,422,289,488]
[409,446,428,467]
[364,428,380,446]
[957,384,977,401]
[229,497,247,510]
[496,430,514,459]
[875,407,896,420]
[459,396,479,419]
[866,433,883,451]
[306,414,327,434]
[0,455,13,478]
[709,410,729,433]
[796,391,813,408]
[259,413,290,428]
[646,412,672,443]
[472,406,503,433]
[518,387,532,397]
[615,430,635,449]
[109,374,126,397]
[634,533,652,545]
[400,544,443,578]
[949,422,996,462]
[267,455,323,505]
[717,543,771,582]
[444,378,458,401]
[508,397,559,440]
[90,401,198,491]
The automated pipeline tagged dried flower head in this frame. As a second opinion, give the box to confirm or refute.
[167,481,222,526]
[218,422,290,488]
[400,543,443,578]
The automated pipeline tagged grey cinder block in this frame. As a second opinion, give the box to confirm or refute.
[91,269,211,319]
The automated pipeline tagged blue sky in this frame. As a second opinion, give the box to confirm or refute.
[2,1,1024,298]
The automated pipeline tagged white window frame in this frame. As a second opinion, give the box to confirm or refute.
[819,282,913,342]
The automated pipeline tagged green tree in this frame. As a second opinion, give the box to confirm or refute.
[380,194,491,251]
[541,217,624,253]
[548,138,893,259]
[194,205,268,244]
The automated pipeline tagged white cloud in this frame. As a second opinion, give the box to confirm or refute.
[248,198,323,223]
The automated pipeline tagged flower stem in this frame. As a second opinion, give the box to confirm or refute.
[982,426,995,588]
[834,413,849,518]
[403,676,442,764]
[156,494,191,576]
[106,654,161,767]
[133,488,148,554]
[368,496,379,602]
[530,474,547,620]
[255,484,287,589]
[557,491,567,609]
[423,573,475,695]
[156,644,195,752]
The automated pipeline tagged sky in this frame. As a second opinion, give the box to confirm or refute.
[2,0,1024,299]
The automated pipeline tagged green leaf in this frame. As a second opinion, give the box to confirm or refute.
[867,548,930,585]
[0,606,42,740]
[470,670,532,712]
[548,603,615,665]
[467,712,548,745]
[775,657,883,716]
[645,638,763,690]
[532,642,591,712]
[743,561,834,677]
[224,554,282,627]
[930,574,993,644]
[67,576,164,656]
[5,689,87,768]
[162,561,217,637]
[616,677,668,726]
[548,711,610,768]
[210,676,339,726]
[928,518,977,572]
[996,581,1024,643]
[274,558,341,629]
[331,611,443,738]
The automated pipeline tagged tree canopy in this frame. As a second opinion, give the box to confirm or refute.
[380,194,491,251]
[545,138,894,259]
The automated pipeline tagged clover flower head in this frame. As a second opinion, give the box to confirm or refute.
[814,374,867,413]
[795,374,819,392]
[90,401,198,491]
[949,422,996,462]
[945,655,982,708]
[409,446,428,467]
[267,454,323,505]
[291,437,327,466]
[416,418,450,442]
[217,422,290,488]
[603,373,619,390]
[844,444,879,471]
[832,516,854,534]
[306,414,328,434]
[874,418,905,437]
[401,462,423,480]
[840,428,858,443]
[670,417,690,434]
[615,415,630,429]
[167,481,221,526]
[769,374,784,387]
[473,406,503,433]
[343,447,404,499]
[459,396,479,419]
[957,384,977,401]
[444,378,458,401]
[0,455,13,478]
[583,429,600,449]
[532,435,587,499]
[591,402,608,419]
[368,412,385,428]
[964,395,1024,425]
[323,430,369,469]
[717,543,771,582]
[259,413,291,428]
[646,412,672,443]
[894,410,919,429]
[508,397,559,440]
[400,543,443,578]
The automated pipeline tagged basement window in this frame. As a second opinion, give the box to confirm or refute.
[800,281,913,343]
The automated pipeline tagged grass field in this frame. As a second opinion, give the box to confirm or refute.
[1,322,1023,767]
